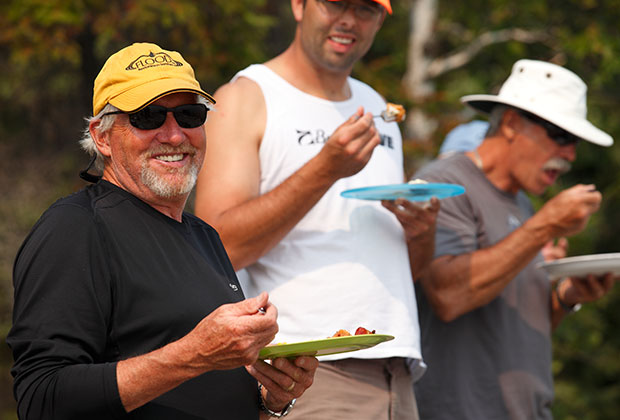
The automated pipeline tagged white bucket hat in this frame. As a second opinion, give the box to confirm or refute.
[461,59,613,147]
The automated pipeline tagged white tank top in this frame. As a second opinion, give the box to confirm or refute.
[235,64,422,363]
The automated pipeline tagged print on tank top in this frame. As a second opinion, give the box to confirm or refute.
[296,128,394,149]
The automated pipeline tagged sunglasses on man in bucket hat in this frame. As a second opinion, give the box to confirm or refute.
[517,110,582,147]
[460,59,613,148]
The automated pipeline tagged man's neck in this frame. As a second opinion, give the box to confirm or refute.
[102,174,188,222]
[467,140,520,195]
[265,43,352,101]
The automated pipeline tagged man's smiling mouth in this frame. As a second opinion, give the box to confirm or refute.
[329,36,354,45]
[155,154,185,162]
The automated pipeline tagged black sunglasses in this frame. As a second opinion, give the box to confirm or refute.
[102,103,208,130]
[315,0,383,21]
[518,111,581,146]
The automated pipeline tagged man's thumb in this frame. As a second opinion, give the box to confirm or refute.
[243,291,269,314]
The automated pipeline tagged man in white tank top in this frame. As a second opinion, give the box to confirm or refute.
[195,2,439,418]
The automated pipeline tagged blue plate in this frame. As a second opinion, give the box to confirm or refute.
[340,183,465,202]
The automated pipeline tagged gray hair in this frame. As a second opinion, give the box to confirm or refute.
[80,104,119,173]
[79,95,212,173]
[486,105,509,137]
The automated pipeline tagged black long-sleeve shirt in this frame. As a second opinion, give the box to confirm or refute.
[7,180,258,419]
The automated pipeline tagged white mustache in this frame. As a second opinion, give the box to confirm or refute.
[542,157,571,174]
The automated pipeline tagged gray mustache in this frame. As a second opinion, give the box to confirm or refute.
[148,145,197,157]
[542,157,571,174]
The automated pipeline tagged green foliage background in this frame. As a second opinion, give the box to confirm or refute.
[0,1,618,419]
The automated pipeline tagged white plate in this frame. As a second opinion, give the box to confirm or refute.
[537,253,620,279]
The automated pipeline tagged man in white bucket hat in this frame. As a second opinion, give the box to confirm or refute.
[411,59,617,419]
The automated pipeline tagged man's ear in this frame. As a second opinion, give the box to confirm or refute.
[89,119,112,158]
[500,109,520,142]
[291,0,305,22]
[378,8,387,26]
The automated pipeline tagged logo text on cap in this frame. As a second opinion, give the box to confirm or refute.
[125,51,183,71]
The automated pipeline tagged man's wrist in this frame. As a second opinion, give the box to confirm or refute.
[522,216,554,249]
[555,278,582,314]
[258,383,296,418]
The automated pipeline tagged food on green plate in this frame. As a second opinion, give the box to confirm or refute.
[332,329,351,337]
[331,327,376,337]
[354,327,376,335]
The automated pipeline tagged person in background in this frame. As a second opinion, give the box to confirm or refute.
[194,1,439,419]
[413,59,617,419]
[437,119,568,261]
[438,120,489,159]
[7,42,317,420]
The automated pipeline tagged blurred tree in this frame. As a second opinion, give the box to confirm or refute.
[0,0,283,150]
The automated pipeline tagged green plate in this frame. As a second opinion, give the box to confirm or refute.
[258,334,395,360]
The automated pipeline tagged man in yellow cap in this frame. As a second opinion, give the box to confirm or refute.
[8,42,317,420]
[194,1,438,419]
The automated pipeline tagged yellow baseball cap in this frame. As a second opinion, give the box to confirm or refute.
[92,42,215,116]
[327,0,392,14]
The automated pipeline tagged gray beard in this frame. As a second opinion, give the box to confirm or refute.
[140,162,199,199]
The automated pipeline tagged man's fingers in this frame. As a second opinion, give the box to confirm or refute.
[569,185,602,205]
[352,106,365,120]
[386,198,439,221]
[357,130,380,157]
[328,112,376,152]
[381,199,437,242]
[602,273,616,291]
[342,106,366,124]
[570,273,616,302]
[557,237,569,251]
[239,291,271,315]
[584,275,606,299]
[426,197,440,211]
[349,113,377,143]
[247,360,299,396]
[293,355,319,372]
[589,273,615,297]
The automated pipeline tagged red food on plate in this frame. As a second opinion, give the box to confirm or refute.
[354,327,376,335]
[331,327,376,337]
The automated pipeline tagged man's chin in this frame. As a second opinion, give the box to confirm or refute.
[142,171,197,200]
[528,182,553,196]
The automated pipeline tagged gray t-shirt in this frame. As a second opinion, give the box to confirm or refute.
[413,153,553,420]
